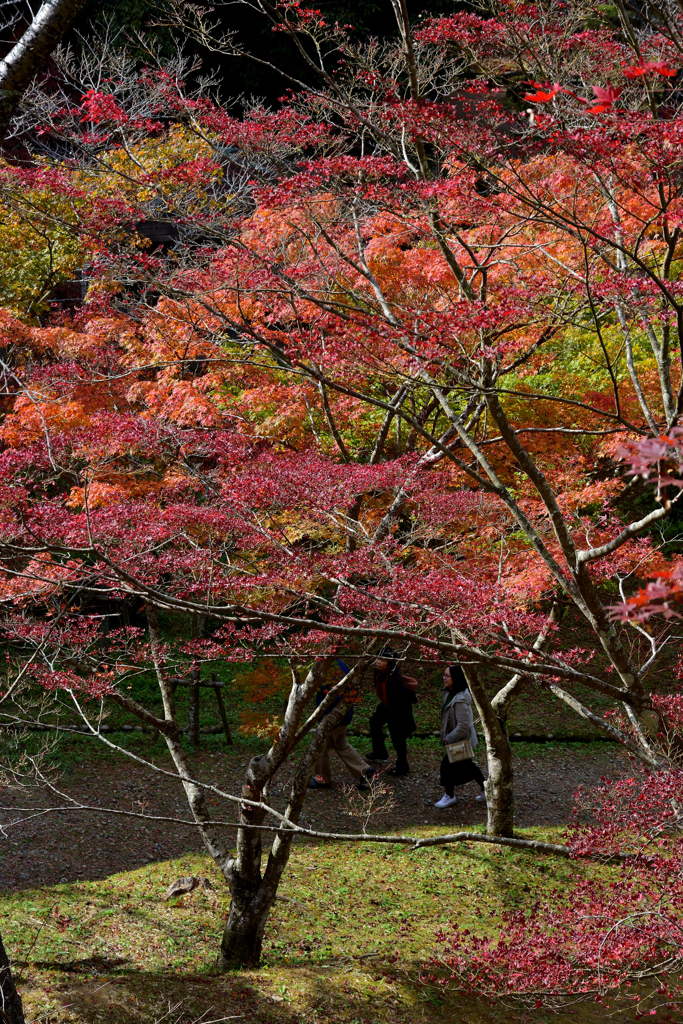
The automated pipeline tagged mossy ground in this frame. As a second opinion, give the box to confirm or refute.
[2,830,672,1024]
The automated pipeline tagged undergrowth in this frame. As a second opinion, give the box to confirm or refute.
[1,832,665,1023]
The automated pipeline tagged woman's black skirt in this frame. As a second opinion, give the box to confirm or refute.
[440,753,485,794]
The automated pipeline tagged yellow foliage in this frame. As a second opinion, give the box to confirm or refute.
[76,127,225,218]
[0,167,86,320]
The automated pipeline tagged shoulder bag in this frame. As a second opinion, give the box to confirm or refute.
[445,738,474,763]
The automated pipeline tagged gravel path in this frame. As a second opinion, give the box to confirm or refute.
[0,743,629,891]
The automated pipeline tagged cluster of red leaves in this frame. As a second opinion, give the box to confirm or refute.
[418,4,679,128]
[612,432,683,621]
[613,564,683,622]
[523,80,626,114]
[435,761,683,1010]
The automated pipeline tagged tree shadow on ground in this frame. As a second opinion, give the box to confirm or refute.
[15,958,671,1024]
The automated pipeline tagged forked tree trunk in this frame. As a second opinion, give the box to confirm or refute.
[220,815,303,966]
[0,930,24,1024]
[219,666,346,969]
[219,804,304,968]
[464,666,515,837]
[142,626,349,969]
[218,777,318,968]
[219,783,271,968]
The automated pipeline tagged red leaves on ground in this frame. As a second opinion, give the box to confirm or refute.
[437,763,683,1009]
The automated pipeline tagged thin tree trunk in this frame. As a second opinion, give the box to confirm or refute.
[0,0,88,140]
[464,665,515,838]
[0,930,24,1024]
[482,719,514,838]
[212,673,233,745]
[187,663,200,748]
[146,605,231,873]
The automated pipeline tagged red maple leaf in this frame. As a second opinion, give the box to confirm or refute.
[623,61,677,78]
[583,84,622,113]
[523,81,566,103]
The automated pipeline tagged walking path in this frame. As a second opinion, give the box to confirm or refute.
[0,744,628,890]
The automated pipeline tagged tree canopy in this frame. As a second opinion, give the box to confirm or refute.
[2,0,683,1005]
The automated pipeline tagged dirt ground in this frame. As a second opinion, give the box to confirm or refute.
[0,738,628,891]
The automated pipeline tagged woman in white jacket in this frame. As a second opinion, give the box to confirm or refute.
[434,665,487,809]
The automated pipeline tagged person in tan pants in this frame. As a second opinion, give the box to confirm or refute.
[308,666,375,790]
[314,722,373,788]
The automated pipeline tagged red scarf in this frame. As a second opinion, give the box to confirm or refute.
[375,670,389,706]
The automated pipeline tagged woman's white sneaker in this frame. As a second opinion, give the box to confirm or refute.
[434,794,458,809]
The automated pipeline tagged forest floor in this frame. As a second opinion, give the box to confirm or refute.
[2,735,674,1023]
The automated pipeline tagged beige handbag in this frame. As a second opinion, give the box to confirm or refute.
[446,738,474,763]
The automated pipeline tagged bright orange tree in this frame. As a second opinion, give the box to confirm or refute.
[2,0,683,967]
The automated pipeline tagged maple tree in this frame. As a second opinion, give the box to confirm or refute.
[3,0,683,971]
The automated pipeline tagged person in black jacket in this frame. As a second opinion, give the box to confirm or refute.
[369,648,418,776]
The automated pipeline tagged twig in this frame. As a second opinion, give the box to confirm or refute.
[0,798,611,858]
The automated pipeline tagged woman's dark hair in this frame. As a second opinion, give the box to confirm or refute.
[447,665,468,694]
[376,646,398,675]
